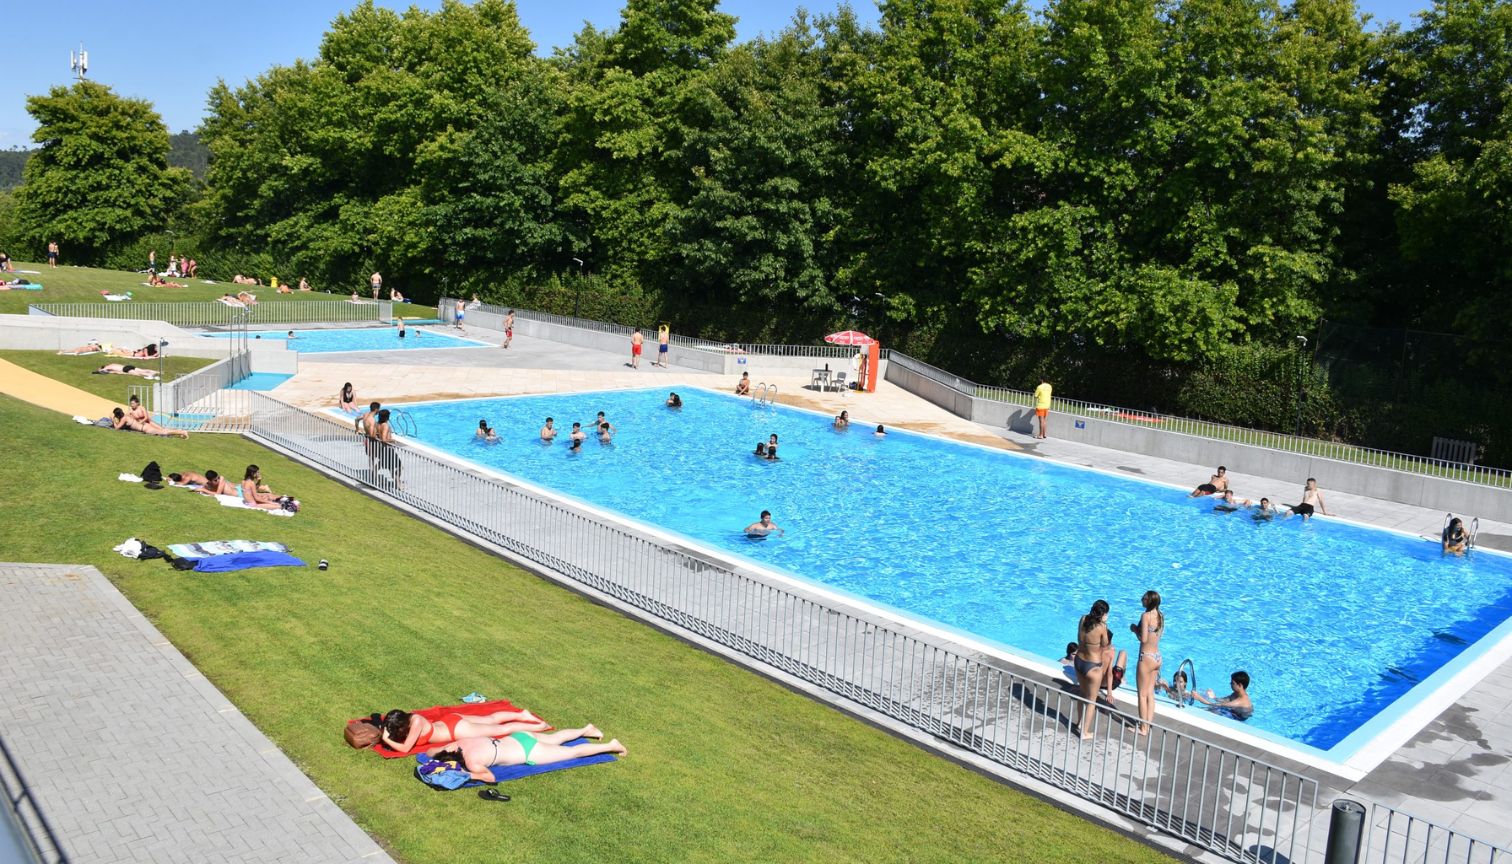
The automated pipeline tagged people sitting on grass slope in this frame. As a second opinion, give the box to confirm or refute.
[110,407,187,438]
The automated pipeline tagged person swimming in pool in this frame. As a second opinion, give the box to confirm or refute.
[666,392,682,409]
[754,442,768,458]
[874,424,886,437]
[596,412,615,435]
[1155,669,1195,706]
[766,433,779,459]
[1252,497,1276,521]
[1189,466,1229,497]
[1192,670,1252,720]
[1443,517,1470,555]
[1212,490,1252,513]
[569,436,583,454]
[834,410,849,430]
[745,510,784,537]
[425,725,625,782]
[569,422,586,444]
[540,417,557,441]
[597,421,614,443]
[476,419,498,442]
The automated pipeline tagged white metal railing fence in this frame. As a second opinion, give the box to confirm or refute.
[245,391,1321,863]
[440,298,889,360]
[29,301,384,328]
[885,352,1512,489]
[1362,803,1510,863]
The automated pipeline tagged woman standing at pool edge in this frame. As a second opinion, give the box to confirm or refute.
[1076,599,1110,740]
[1132,590,1163,736]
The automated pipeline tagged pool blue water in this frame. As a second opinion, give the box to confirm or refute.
[397,388,1512,750]
[227,373,293,391]
[199,327,490,353]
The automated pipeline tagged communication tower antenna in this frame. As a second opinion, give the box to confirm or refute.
[69,43,89,81]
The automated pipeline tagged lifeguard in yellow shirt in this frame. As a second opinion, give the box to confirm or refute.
[1033,377,1053,439]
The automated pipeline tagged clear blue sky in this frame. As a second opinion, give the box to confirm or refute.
[1,0,1432,148]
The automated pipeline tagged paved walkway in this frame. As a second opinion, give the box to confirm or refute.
[0,563,392,864]
[0,358,119,418]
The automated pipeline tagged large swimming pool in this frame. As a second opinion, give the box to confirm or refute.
[395,388,1512,754]
[200,326,490,353]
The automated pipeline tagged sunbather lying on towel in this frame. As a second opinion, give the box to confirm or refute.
[147,273,185,287]
[63,342,158,358]
[428,727,626,781]
[111,407,188,438]
[381,707,548,754]
[94,363,159,379]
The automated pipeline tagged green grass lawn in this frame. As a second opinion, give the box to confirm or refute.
[1,261,435,317]
[0,391,1170,864]
[0,350,214,401]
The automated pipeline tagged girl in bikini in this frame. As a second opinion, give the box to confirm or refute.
[1075,599,1110,740]
[381,708,548,754]
[426,725,626,783]
[1131,590,1164,736]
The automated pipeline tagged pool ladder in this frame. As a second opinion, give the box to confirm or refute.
[1171,658,1197,708]
[752,383,776,406]
[388,408,418,437]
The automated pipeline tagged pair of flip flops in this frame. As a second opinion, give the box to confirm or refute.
[478,788,509,802]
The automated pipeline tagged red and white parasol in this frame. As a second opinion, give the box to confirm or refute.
[823,330,875,346]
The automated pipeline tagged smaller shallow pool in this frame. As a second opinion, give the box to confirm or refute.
[200,327,491,354]
[227,373,293,391]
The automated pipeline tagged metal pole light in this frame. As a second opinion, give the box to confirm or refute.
[572,258,585,318]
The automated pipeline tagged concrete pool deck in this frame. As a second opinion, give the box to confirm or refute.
[267,325,1512,855]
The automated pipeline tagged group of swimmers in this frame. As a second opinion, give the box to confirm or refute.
[1190,466,1330,522]
[1068,593,1252,741]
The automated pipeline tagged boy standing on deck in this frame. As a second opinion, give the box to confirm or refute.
[1033,377,1053,439]
[630,328,643,369]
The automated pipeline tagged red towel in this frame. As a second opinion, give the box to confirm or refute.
[362,700,534,758]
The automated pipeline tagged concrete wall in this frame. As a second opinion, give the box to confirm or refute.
[884,360,1512,522]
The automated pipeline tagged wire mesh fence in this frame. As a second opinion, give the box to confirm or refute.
[245,392,1323,863]
[29,301,385,328]
[1362,803,1511,863]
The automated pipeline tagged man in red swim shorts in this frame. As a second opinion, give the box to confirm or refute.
[630,327,643,369]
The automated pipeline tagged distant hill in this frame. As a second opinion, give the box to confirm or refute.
[169,130,208,180]
[0,131,204,190]
[0,149,30,191]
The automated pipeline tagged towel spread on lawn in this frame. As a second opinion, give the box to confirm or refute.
[215,493,296,516]
[365,700,535,758]
[413,741,616,789]
[169,540,291,559]
[191,550,305,572]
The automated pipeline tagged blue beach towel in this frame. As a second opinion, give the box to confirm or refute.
[192,550,306,572]
[413,740,616,789]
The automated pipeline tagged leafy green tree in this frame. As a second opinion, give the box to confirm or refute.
[555,0,737,296]
[197,0,562,295]
[14,81,190,261]
[1387,0,1512,341]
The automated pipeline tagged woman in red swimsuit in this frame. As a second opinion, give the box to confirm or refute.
[381,707,547,753]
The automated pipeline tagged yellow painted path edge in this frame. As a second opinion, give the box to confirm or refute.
[0,358,121,419]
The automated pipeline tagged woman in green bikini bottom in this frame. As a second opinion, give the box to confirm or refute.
[426,724,626,782]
